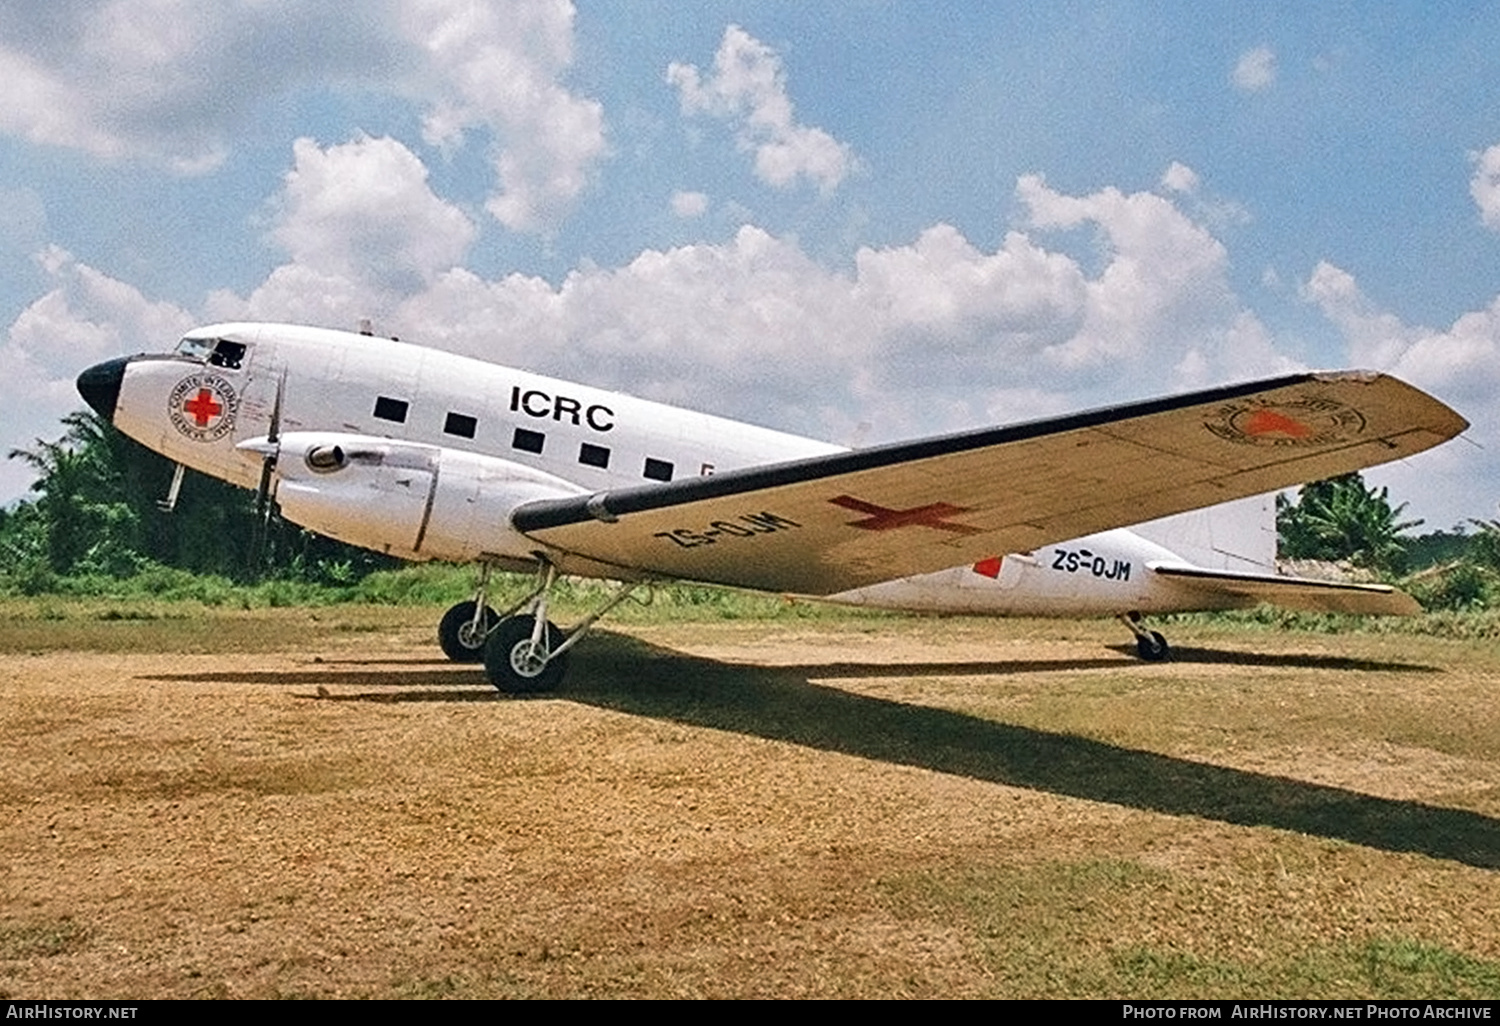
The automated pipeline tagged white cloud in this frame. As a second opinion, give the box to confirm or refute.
[30,166,1299,458]
[9,247,195,375]
[1160,162,1199,194]
[1304,260,1500,407]
[1304,260,1497,527]
[0,2,390,172]
[668,25,855,193]
[207,136,476,326]
[1232,46,1277,92]
[1158,161,1251,230]
[0,2,605,233]
[1015,174,1291,383]
[0,247,195,502]
[1471,143,1500,231]
[671,191,710,218]
[270,136,475,294]
[402,0,607,233]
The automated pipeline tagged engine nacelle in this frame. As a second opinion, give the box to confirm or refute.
[256,432,587,562]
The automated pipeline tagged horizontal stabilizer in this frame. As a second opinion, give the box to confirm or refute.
[1148,563,1421,616]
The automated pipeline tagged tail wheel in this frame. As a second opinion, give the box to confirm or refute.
[438,601,497,663]
[484,615,569,694]
[1136,630,1170,662]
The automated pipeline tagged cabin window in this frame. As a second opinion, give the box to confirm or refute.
[643,457,674,482]
[512,427,545,454]
[444,412,477,439]
[578,443,610,469]
[373,396,409,423]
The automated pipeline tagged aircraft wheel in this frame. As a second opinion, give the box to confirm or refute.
[484,615,569,694]
[438,601,497,663]
[1135,630,1170,662]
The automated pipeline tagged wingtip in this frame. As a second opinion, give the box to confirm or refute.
[1311,368,1389,386]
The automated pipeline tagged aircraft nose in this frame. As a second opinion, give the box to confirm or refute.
[76,357,130,420]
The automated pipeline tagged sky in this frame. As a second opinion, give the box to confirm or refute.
[2,1,1499,530]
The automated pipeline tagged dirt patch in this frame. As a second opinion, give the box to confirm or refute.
[2,612,1498,998]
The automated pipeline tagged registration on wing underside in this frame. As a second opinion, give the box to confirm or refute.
[511,371,1468,596]
[653,510,802,549]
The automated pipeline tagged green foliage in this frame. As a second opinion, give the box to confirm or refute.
[1276,473,1421,576]
[1468,517,1500,570]
[1402,527,1475,572]
[1405,562,1497,612]
[7,412,145,578]
[350,563,474,606]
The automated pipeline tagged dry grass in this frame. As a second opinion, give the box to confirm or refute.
[1,607,1498,998]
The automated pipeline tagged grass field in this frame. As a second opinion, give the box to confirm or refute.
[1,600,1497,998]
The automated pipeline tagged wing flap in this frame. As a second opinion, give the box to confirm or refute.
[512,371,1466,595]
[1149,563,1422,616]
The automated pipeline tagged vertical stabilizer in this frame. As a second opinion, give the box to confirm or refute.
[1130,493,1276,573]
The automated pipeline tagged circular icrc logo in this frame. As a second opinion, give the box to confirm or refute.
[168,373,240,443]
[1204,396,1366,448]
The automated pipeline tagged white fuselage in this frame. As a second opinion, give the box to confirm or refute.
[101,322,1275,616]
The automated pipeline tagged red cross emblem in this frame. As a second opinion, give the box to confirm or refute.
[168,373,238,442]
[829,494,983,535]
[182,388,224,427]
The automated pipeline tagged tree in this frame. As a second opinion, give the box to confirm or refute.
[1469,516,1500,571]
[1276,473,1422,576]
[7,412,142,576]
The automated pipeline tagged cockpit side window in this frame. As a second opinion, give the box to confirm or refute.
[175,336,215,361]
[174,336,246,370]
[208,340,246,370]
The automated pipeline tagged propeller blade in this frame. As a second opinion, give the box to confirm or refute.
[267,368,285,445]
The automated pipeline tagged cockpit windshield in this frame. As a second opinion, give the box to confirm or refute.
[175,336,247,370]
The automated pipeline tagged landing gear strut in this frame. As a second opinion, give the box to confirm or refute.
[440,560,643,694]
[438,562,551,663]
[1119,611,1170,662]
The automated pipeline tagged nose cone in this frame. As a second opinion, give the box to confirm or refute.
[76,357,129,420]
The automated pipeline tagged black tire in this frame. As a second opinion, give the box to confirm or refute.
[438,601,497,663]
[1135,630,1170,662]
[483,615,569,694]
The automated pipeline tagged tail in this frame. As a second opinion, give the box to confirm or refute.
[1137,492,1421,616]
[1130,494,1276,574]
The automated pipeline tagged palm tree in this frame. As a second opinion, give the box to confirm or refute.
[1276,473,1422,576]
[7,411,141,575]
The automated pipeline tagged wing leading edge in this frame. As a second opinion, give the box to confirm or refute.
[512,371,1466,595]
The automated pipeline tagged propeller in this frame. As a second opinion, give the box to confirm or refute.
[247,370,286,575]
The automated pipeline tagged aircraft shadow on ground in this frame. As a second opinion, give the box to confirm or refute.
[138,633,1492,869]
[1105,645,1440,673]
[566,635,1497,871]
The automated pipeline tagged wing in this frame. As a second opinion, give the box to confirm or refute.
[1148,563,1421,616]
[512,371,1466,595]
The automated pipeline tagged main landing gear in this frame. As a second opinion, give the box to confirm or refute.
[1119,611,1170,662]
[437,561,642,694]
